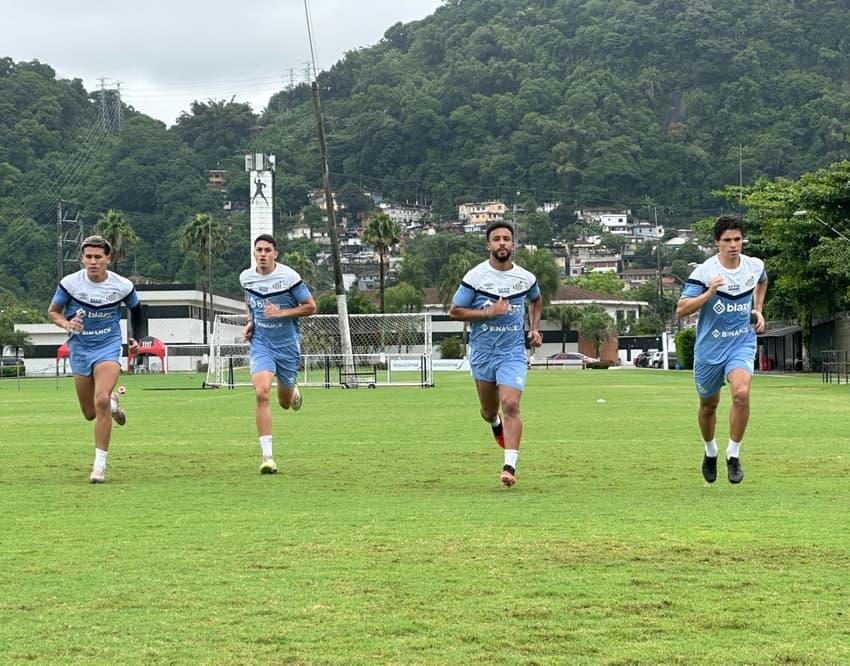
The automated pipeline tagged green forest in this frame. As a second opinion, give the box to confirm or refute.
[2,0,850,324]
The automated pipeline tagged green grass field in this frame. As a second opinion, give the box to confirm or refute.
[2,369,849,664]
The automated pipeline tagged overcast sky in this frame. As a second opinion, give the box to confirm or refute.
[2,1,443,126]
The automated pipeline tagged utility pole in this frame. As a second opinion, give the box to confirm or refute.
[311,80,354,373]
[304,0,353,376]
[57,201,84,280]
[115,81,124,132]
[654,205,670,370]
[654,206,662,303]
[98,78,109,130]
[57,200,64,282]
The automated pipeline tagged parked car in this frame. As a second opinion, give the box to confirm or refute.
[633,352,650,367]
[0,356,26,377]
[546,352,599,368]
[650,351,679,369]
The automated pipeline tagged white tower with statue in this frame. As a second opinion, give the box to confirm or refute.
[245,153,275,266]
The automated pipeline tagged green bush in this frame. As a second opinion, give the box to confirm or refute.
[0,363,25,378]
[439,336,466,359]
[586,361,613,369]
[675,328,696,370]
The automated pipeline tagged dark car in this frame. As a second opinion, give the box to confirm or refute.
[0,356,25,377]
[633,352,650,367]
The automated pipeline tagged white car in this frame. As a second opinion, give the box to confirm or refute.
[650,351,678,368]
[530,352,599,368]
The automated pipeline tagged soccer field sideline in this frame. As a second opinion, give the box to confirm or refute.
[2,371,849,664]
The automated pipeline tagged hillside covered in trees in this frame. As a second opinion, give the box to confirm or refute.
[2,0,850,312]
[267,0,850,214]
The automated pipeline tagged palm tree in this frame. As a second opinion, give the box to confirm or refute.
[282,251,315,286]
[5,329,32,377]
[180,213,227,344]
[515,247,561,305]
[95,209,139,275]
[384,282,424,313]
[362,212,402,313]
[579,305,617,360]
[438,251,479,311]
[438,251,479,348]
[543,303,584,353]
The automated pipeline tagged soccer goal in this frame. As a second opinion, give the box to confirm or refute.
[205,312,433,388]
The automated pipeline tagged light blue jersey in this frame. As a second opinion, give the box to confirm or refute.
[453,260,540,390]
[51,269,139,350]
[240,263,312,362]
[681,254,766,365]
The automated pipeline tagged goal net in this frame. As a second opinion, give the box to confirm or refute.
[205,312,433,388]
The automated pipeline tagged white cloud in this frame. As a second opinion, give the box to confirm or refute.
[1,0,442,125]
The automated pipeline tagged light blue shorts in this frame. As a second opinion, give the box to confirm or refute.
[69,341,122,376]
[694,348,756,398]
[470,351,528,392]
[250,348,299,387]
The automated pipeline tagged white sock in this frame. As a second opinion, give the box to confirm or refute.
[504,449,519,469]
[704,439,718,457]
[110,394,118,410]
[727,439,741,459]
[259,435,273,458]
[94,448,108,469]
[490,415,501,427]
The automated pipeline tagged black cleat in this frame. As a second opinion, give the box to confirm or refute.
[701,454,717,483]
[726,457,744,484]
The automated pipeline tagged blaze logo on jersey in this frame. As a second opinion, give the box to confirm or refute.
[713,301,750,315]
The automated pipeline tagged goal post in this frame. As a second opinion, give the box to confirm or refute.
[206,312,433,388]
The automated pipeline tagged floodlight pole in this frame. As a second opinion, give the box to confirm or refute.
[792,210,850,242]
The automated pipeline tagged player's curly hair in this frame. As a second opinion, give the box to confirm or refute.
[485,221,515,241]
[714,215,743,240]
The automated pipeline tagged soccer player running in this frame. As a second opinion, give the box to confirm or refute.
[676,215,767,484]
[48,235,144,484]
[449,221,543,488]
[240,234,317,474]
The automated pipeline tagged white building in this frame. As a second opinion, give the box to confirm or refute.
[379,202,430,229]
[458,201,506,226]
[15,284,245,376]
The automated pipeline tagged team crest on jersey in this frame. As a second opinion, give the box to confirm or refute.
[273,281,284,290]
[512,280,527,291]
[746,275,755,287]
